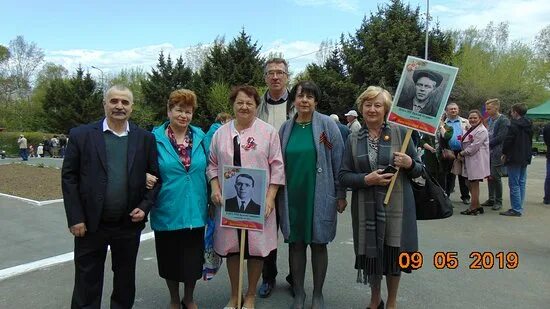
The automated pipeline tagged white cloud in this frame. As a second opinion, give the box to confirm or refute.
[429,0,550,42]
[291,0,360,13]
[44,40,322,79]
[263,40,321,74]
[45,43,193,78]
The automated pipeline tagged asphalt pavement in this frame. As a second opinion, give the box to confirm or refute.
[0,157,548,308]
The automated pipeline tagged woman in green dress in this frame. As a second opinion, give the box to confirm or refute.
[278,81,346,309]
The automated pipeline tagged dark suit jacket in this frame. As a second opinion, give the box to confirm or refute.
[225,196,261,215]
[62,119,160,232]
[396,93,439,117]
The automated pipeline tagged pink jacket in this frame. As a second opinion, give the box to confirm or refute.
[207,118,285,257]
[461,124,490,181]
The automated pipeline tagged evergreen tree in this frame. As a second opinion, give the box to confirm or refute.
[141,51,194,123]
[225,29,265,86]
[341,0,453,91]
[42,67,103,133]
[305,47,359,116]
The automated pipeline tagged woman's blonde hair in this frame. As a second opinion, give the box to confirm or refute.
[356,86,392,115]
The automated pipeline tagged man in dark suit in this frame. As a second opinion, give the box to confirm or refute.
[397,69,443,117]
[62,85,160,309]
[224,173,261,215]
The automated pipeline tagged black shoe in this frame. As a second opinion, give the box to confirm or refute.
[285,274,295,297]
[500,209,522,217]
[460,207,484,215]
[259,280,275,298]
[367,299,384,309]
[461,197,471,205]
[481,200,494,207]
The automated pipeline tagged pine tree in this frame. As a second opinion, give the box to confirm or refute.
[341,0,452,92]
[141,51,194,123]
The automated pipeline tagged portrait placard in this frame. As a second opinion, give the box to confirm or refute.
[388,56,459,135]
[221,165,267,231]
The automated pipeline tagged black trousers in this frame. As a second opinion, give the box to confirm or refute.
[71,222,143,309]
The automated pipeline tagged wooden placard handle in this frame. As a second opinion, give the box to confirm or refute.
[237,229,246,309]
[384,129,413,205]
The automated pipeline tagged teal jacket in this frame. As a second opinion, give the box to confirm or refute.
[150,122,209,231]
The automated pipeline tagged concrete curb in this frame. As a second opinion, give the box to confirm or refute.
[0,193,63,206]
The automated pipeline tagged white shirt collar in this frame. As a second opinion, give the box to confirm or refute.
[102,118,130,137]
[237,197,251,207]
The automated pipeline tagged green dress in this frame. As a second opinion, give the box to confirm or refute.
[285,123,317,243]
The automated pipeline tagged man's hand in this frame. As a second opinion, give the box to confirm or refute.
[145,173,158,190]
[129,208,145,222]
[337,198,347,213]
[69,223,87,237]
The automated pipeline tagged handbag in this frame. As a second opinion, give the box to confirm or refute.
[412,166,453,220]
[451,158,462,175]
[202,217,222,280]
[441,149,455,160]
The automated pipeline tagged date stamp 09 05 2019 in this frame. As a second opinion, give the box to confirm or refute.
[398,251,519,270]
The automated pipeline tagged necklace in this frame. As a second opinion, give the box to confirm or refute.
[296,121,312,129]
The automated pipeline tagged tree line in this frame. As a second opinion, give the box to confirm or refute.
[1,0,548,134]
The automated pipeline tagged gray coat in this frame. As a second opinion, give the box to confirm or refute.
[338,125,422,253]
[488,114,509,166]
[278,111,345,244]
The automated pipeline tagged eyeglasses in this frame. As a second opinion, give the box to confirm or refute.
[266,70,287,77]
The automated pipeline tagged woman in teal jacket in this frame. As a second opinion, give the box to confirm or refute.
[150,89,208,309]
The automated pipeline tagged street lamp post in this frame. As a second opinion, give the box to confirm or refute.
[91,66,105,92]
[425,0,429,60]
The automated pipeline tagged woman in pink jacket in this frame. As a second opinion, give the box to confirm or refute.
[457,109,490,215]
[207,85,285,309]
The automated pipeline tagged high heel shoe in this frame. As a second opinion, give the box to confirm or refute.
[367,299,384,309]
[460,207,484,215]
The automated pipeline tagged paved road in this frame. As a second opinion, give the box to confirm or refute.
[0,157,549,308]
[0,157,64,168]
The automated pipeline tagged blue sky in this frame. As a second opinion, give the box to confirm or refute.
[1,0,549,78]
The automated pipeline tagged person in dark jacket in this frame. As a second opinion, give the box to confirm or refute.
[62,85,160,308]
[330,114,352,143]
[481,99,509,211]
[543,123,550,205]
[500,103,533,217]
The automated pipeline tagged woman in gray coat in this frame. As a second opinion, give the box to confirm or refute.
[278,81,346,309]
[339,86,422,309]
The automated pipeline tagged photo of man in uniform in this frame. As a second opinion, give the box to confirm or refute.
[397,69,444,117]
[225,174,261,215]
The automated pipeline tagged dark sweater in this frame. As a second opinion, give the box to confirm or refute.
[102,132,129,221]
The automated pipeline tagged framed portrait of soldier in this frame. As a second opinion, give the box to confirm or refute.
[388,56,459,135]
[221,165,267,231]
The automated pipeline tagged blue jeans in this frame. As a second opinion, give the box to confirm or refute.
[545,159,550,204]
[507,165,527,213]
[19,148,28,161]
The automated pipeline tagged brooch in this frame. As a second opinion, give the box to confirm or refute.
[242,137,257,150]
[383,135,390,142]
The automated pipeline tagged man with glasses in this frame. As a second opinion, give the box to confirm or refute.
[256,57,295,298]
